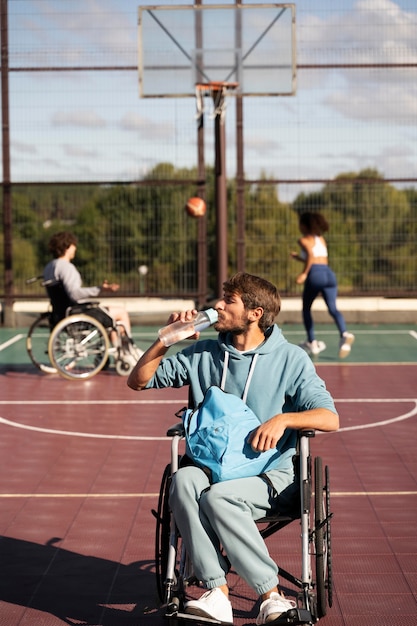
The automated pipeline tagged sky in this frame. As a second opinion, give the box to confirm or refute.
[4,0,417,201]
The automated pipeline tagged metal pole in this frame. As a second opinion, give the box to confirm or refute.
[194,0,208,307]
[213,93,228,298]
[1,0,13,326]
[235,0,245,272]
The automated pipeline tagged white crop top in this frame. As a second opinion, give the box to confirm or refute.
[299,236,328,260]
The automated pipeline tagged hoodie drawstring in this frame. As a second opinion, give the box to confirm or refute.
[220,351,259,403]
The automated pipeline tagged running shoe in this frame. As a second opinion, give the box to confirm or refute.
[299,340,326,356]
[339,332,355,359]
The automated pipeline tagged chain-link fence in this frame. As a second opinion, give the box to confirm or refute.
[2,0,416,309]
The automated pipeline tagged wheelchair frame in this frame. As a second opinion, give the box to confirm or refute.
[26,277,138,380]
[154,423,333,625]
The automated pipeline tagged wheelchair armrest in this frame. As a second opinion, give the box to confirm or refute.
[166,425,314,439]
[299,429,315,438]
[167,422,185,438]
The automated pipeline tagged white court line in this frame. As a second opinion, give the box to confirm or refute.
[0,491,415,499]
[0,399,186,405]
[284,329,415,335]
[334,399,417,432]
[0,416,170,440]
[0,398,416,439]
[0,333,24,351]
[0,397,412,406]
[331,491,417,496]
[410,330,417,341]
[0,493,160,498]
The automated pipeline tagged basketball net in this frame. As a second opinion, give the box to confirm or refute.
[195,81,239,123]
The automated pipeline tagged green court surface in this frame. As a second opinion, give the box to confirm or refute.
[1,323,416,368]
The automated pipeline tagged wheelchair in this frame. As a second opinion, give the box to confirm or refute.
[153,419,333,625]
[26,277,141,381]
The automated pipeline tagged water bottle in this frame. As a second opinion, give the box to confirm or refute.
[158,308,218,347]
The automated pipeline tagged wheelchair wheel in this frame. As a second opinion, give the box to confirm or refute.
[26,312,57,374]
[314,456,333,618]
[325,464,333,609]
[154,463,172,603]
[48,314,110,380]
[154,463,197,614]
[115,358,134,377]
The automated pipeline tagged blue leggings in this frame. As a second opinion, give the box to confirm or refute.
[303,264,346,342]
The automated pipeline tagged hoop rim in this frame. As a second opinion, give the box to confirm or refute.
[195,81,239,92]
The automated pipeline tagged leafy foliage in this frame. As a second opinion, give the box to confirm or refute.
[2,166,416,297]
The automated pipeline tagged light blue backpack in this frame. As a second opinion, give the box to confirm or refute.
[183,385,282,483]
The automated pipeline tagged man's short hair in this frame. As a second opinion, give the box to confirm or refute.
[48,231,77,258]
[223,272,281,332]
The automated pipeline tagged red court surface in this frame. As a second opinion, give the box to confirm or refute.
[0,336,416,625]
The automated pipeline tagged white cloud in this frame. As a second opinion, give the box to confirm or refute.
[12,141,37,155]
[51,110,106,128]
[119,112,174,140]
[63,144,98,158]
[299,0,417,64]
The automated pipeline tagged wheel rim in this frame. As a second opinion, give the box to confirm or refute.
[314,456,327,618]
[155,464,171,603]
[48,314,110,380]
[26,313,57,374]
[325,464,333,608]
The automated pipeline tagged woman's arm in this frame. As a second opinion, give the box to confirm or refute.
[295,236,314,284]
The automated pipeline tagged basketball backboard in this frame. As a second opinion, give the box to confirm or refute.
[138,3,296,98]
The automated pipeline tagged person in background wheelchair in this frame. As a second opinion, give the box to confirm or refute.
[44,231,142,365]
[127,272,339,625]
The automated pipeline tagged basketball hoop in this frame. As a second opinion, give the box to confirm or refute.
[195,81,239,122]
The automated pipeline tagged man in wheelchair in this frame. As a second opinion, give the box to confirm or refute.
[44,231,142,365]
[128,272,339,625]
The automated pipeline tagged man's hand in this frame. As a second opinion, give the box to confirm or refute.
[248,415,287,452]
[102,280,120,292]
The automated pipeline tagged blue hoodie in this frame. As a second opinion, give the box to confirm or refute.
[146,325,337,488]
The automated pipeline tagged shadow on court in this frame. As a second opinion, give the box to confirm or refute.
[0,535,161,625]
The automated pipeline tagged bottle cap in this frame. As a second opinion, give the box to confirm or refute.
[204,308,218,325]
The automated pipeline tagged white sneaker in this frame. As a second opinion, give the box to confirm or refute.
[130,345,144,360]
[339,332,355,359]
[299,340,326,356]
[121,351,137,367]
[256,592,297,625]
[184,588,233,624]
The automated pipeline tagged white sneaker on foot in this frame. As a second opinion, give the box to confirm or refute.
[121,351,137,367]
[299,340,326,356]
[339,332,355,359]
[130,345,144,360]
[184,588,233,624]
[256,592,297,625]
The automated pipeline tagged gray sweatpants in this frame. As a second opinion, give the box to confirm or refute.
[169,465,293,596]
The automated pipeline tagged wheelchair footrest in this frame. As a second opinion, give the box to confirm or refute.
[267,608,314,625]
[165,611,229,625]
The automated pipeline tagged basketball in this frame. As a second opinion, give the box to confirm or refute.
[185,196,206,218]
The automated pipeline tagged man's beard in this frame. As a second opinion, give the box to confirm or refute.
[215,314,251,335]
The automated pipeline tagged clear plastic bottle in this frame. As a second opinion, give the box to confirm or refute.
[158,308,218,347]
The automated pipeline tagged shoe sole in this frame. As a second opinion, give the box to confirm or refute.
[339,335,355,359]
[299,343,326,356]
[311,342,327,356]
[184,608,232,624]
[265,613,284,623]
